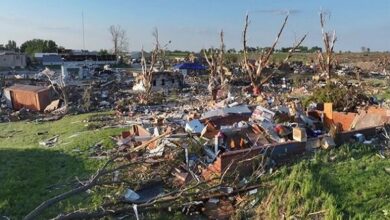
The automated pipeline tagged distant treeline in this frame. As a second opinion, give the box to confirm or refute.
[168,46,323,55]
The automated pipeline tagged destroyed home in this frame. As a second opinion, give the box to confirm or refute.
[133,71,184,92]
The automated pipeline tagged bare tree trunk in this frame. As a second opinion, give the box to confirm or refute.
[203,30,229,101]
[109,25,128,57]
[138,28,171,103]
[242,14,304,95]
[318,11,337,80]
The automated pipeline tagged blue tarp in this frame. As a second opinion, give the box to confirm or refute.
[173,62,206,70]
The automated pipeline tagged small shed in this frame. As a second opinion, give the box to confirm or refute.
[4,84,51,111]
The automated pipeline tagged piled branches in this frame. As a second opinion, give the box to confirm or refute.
[242,14,306,95]
[317,11,337,79]
[51,181,270,220]
[24,132,178,220]
[24,132,270,219]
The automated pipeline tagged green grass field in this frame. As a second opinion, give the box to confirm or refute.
[0,112,389,219]
[253,144,390,220]
[0,112,124,219]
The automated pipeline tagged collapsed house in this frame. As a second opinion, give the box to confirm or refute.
[132,71,184,92]
[3,84,51,111]
[114,99,390,186]
[23,77,390,219]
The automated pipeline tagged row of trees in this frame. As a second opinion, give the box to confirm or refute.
[20,39,58,55]
[0,39,59,55]
[280,46,322,53]
[198,46,322,55]
[0,25,129,57]
[0,40,19,51]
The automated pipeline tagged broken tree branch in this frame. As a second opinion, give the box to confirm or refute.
[25,140,176,220]
[53,182,271,220]
[318,10,337,79]
[242,14,291,92]
[283,34,307,63]
[258,15,289,75]
[24,157,115,220]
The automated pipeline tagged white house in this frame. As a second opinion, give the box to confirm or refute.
[0,51,27,68]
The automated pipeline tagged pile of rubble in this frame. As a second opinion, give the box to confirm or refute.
[5,62,390,219]
[0,69,139,122]
[62,98,389,219]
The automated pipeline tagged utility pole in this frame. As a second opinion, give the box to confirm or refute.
[82,10,86,51]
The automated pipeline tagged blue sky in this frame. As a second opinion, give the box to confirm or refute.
[0,0,389,52]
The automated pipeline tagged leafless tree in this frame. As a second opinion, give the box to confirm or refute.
[41,68,69,110]
[242,14,306,94]
[317,11,337,79]
[139,28,169,102]
[109,25,128,57]
[203,30,228,100]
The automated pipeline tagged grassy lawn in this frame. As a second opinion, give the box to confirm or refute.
[376,87,390,100]
[255,144,390,219]
[0,112,125,219]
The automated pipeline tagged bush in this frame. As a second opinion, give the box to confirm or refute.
[303,82,368,112]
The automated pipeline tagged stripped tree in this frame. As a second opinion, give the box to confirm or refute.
[41,67,69,111]
[139,28,170,103]
[317,11,337,79]
[109,25,128,57]
[242,14,306,95]
[203,30,228,100]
